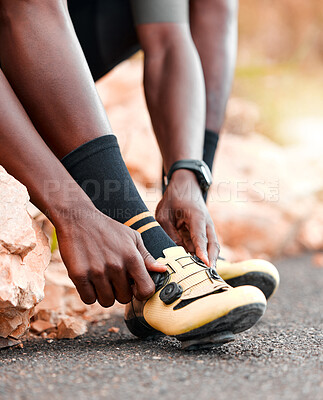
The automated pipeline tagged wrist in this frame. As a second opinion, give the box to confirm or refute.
[165,159,212,195]
[168,169,201,192]
[43,187,96,230]
[171,168,198,183]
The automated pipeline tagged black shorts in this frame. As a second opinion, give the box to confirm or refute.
[68,0,189,81]
[68,0,140,81]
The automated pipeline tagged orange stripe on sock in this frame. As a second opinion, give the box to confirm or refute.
[124,211,153,227]
[137,221,159,234]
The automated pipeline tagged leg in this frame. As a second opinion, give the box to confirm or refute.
[0,0,111,159]
[190,0,238,173]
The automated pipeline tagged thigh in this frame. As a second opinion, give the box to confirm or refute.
[68,0,140,81]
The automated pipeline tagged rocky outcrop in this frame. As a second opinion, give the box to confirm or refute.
[0,166,51,340]
[29,256,122,340]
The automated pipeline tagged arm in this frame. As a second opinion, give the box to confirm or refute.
[0,71,164,307]
[0,0,111,159]
[190,0,238,133]
[136,23,220,267]
[137,23,205,172]
[0,0,166,304]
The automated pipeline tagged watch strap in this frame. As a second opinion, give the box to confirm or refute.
[166,159,212,192]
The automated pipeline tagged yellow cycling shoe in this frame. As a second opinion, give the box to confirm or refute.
[125,247,266,350]
[216,257,280,299]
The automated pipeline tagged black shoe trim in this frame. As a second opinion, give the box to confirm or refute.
[176,302,266,342]
[150,271,170,292]
[124,315,164,339]
[173,288,227,310]
[226,271,277,299]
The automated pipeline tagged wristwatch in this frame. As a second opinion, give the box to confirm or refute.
[165,159,213,194]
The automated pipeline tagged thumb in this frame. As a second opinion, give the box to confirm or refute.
[136,236,167,273]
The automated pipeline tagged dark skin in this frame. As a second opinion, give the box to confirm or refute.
[137,0,238,266]
[136,22,219,267]
[0,0,221,267]
[190,0,238,133]
[0,0,166,307]
[0,0,236,305]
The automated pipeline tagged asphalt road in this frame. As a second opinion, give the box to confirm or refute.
[0,254,322,400]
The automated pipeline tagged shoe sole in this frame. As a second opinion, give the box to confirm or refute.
[225,272,277,299]
[176,302,266,351]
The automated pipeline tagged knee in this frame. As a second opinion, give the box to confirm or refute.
[138,23,192,58]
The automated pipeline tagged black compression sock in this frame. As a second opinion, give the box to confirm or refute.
[61,135,176,259]
[203,129,219,173]
[203,129,219,202]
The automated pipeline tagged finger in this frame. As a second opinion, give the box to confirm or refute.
[136,237,167,273]
[69,270,97,305]
[189,217,209,265]
[126,246,156,301]
[206,224,220,268]
[158,219,184,246]
[178,226,195,254]
[109,267,133,304]
[90,268,116,308]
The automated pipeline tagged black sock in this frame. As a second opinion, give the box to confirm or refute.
[203,129,219,201]
[61,135,176,259]
[203,129,219,173]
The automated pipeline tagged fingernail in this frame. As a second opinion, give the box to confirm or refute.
[155,261,165,266]
[154,261,167,269]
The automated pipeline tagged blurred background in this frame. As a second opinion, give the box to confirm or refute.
[95,0,323,263]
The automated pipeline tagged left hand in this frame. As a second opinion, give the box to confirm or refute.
[156,169,220,268]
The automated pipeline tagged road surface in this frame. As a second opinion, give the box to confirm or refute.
[0,254,322,400]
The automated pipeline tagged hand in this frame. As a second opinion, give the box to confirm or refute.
[55,203,166,307]
[156,169,220,268]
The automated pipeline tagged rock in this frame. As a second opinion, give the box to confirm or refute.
[0,166,51,339]
[223,97,260,136]
[207,131,323,259]
[57,317,87,339]
[0,337,21,350]
[312,253,323,268]
[35,257,121,323]
[0,167,36,257]
[31,320,55,334]
[297,205,323,251]
[34,309,59,325]
[108,327,120,333]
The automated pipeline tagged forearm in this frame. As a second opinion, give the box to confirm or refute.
[0,0,111,159]
[0,70,93,227]
[138,24,206,173]
[190,0,238,132]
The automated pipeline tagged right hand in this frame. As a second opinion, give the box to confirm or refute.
[55,206,166,307]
